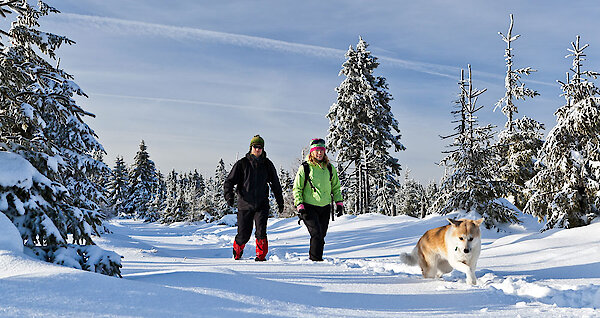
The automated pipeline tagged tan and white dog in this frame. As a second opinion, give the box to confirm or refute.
[400,218,484,285]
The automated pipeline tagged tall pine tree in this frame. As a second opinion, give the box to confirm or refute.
[125,140,158,220]
[435,66,518,228]
[494,14,543,209]
[107,156,129,217]
[525,36,600,229]
[327,36,405,215]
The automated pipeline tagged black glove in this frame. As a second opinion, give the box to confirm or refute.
[336,204,343,217]
[297,206,307,225]
[278,204,284,214]
[227,198,234,207]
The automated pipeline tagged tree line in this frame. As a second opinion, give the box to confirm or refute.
[103,142,441,224]
[104,15,600,232]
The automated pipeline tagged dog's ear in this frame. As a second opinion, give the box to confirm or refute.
[474,218,484,227]
[447,218,462,227]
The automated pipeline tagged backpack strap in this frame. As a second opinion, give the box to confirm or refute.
[302,161,333,191]
[302,162,316,192]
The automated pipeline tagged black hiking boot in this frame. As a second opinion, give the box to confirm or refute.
[254,256,266,262]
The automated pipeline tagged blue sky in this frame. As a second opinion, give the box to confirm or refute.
[40,0,600,183]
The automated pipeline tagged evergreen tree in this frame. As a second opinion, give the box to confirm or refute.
[211,159,231,218]
[0,1,120,276]
[435,66,518,228]
[494,14,543,209]
[161,170,192,224]
[525,36,600,229]
[327,36,405,214]
[125,140,158,220]
[398,171,425,218]
[146,170,166,222]
[374,171,400,216]
[188,170,206,222]
[160,170,180,223]
[423,180,439,217]
[200,177,218,221]
[277,166,296,218]
[107,156,129,217]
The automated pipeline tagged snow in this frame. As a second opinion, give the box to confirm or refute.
[0,212,599,317]
[0,212,23,253]
[0,152,53,189]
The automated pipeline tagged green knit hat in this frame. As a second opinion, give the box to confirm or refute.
[250,135,264,148]
[310,138,326,153]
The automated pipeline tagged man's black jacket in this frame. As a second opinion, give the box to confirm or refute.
[223,151,284,211]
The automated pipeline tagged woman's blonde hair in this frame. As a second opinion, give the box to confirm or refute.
[308,151,330,166]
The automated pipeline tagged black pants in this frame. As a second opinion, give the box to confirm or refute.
[303,204,331,261]
[235,207,269,246]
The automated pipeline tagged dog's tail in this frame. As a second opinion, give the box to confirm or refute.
[400,247,418,266]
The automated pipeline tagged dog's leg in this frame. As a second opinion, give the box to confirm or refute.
[437,259,453,277]
[419,259,437,279]
[449,260,477,285]
[422,266,437,279]
[466,267,477,285]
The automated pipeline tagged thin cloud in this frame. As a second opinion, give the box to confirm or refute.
[91,93,324,116]
[54,13,556,87]
[56,13,461,79]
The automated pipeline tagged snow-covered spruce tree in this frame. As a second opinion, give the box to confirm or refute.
[200,177,218,221]
[198,159,231,221]
[0,1,120,276]
[424,180,439,217]
[435,66,518,228]
[525,36,600,229]
[327,36,405,215]
[186,170,207,222]
[212,159,231,217]
[494,14,543,209]
[397,171,425,217]
[146,170,165,222]
[160,170,191,224]
[107,156,129,217]
[276,166,296,218]
[125,140,158,220]
[374,172,400,216]
[160,170,180,223]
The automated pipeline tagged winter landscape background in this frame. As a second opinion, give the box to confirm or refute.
[1,0,600,317]
[43,0,600,182]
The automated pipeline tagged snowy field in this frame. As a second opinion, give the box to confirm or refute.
[1,212,599,317]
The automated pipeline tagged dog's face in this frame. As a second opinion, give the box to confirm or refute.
[447,218,483,255]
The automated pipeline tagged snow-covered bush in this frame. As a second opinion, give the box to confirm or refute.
[26,244,122,277]
[0,212,23,253]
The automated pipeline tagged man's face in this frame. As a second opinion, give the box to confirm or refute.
[251,144,263,157]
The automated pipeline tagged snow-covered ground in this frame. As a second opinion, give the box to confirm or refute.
[1,212,599,317]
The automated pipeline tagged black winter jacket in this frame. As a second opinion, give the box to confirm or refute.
[223,151,284,211]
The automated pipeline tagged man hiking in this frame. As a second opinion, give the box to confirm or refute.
[224,135,284,261]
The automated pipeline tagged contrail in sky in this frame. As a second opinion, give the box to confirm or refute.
[91,93,324,116]
[55,13,462,78]
[53,13,555,86]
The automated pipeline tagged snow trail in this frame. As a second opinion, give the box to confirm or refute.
[1,213,599,317]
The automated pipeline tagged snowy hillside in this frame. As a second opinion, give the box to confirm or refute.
[1,213,599,317]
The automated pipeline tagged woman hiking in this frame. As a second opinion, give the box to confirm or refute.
[293,138,343,261]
